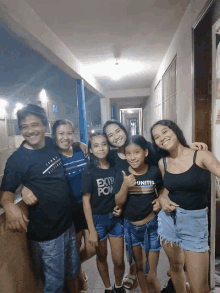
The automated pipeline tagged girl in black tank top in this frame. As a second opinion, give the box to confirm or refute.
[150,119,220,293]
[163,151,210,210]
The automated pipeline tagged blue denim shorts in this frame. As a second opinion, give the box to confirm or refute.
[93,213,124,242]
[29,224,80,293]
[124,215,161,274]
[158,207,209,252]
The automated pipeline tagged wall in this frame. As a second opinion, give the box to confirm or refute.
[143,0,209,143]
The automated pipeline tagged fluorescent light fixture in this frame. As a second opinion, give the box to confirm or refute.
[39,89,48,102]
[14,102,24,114]
[15,102,24,110]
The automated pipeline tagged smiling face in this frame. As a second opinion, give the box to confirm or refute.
[90,135,109,160]
[152,124,178,151]
[105,123,127,148]
[125,143,148,170]
[20,114,47,149]
[54,124,74,151]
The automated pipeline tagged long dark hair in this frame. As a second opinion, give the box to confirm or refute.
[150,120,189,153]
[125,135,155,165]
[88,132,110,168]
[103,120,128,147]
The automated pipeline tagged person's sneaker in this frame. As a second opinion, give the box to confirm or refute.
[161,278,175,293]
[113,284,126,293]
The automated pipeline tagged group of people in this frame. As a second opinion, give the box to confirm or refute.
[1,103,219,293]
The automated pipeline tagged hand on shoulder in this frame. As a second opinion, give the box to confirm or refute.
[190,142,208,151]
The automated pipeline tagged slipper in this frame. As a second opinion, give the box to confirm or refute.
[122,274,137,290]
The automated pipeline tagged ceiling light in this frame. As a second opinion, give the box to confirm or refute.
[39,89,48,102]
[112,62,122,80]
[88,59,148,81]
[0,99,8,118]
[0,98,9,108]
[14,102,24,114]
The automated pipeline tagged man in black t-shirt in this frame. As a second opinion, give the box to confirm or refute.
[0,104,80,293]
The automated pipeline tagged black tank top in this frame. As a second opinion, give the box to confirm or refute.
[163,151,210,210]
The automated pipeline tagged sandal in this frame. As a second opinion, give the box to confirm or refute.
[122,274,137,290]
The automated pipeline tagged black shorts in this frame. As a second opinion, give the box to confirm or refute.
[72,207,88,234]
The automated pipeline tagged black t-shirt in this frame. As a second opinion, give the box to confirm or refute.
[109,149,129,171]
[1,137,72,241]
[81,164,116,215]
[113,165,163,222]
[109,142,165,172]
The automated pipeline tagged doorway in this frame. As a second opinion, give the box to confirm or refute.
[120,108,142,137]
[193,0,220,290]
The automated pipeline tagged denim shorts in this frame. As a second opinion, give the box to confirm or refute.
[29,224,80,293]
[124,215,161,274]
[158,207,209,252]
[93,213,124,242]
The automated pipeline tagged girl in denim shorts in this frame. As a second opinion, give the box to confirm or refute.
[113,135,164,293]
[81,133,125,293]
[150,119,220,293]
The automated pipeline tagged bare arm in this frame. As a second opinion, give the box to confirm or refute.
[82,193,98,247]
[1,191,29,233]
[73,142,88,158]
[199,150,220,177]
[115,171,136,208]
[115,182,129,208]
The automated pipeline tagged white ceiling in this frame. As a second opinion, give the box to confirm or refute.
[25,0,189,92]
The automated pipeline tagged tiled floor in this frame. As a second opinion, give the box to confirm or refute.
[82,242,170,292]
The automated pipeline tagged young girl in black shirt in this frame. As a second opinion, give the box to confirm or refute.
[113,135,164,293]
[81,133,125,293]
